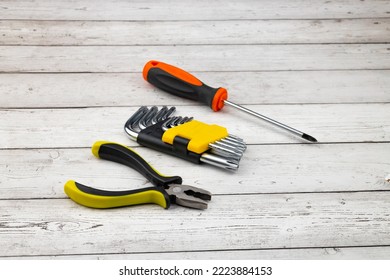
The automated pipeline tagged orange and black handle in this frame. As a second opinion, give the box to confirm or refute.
[143,60,228,112]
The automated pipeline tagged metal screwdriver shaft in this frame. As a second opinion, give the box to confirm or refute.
[224,100,317,142]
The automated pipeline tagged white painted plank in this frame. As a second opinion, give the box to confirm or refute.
[0,45,389,72]
[1,71,389,108]
[5,247,390,260]
[1,192,390,257]
[1,19,389,45]
[0,0,388,261]
[0,0,388,20]
[0,104,389,149]
[1,143,389,199]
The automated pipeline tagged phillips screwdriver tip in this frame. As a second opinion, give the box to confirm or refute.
[302,133,317,143]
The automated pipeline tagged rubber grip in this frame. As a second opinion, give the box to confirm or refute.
[143,60,228,111]
[64,180,170,209]
[136,122,203,164]
[92,141,183,187]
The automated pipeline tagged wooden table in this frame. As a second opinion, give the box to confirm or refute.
[1,0,390,259]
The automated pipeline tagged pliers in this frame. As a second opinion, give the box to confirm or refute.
[64,141,211,210]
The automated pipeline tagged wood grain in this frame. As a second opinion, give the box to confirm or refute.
[1,44,389,73]
[1,0,389,20]
[1,19,389,45]
[1,0,389,261]
[1,143,389,199]
[1,70,390,108]
[1,192,390,257]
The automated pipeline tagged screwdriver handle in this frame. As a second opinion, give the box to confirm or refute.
[143,60,228,111]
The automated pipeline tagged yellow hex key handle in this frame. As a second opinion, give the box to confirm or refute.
[64,141,211,210]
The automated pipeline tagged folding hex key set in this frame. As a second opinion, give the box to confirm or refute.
[124,106,246,171]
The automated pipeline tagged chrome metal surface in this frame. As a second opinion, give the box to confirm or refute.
[124,106,177,140]
[200,153,239,171]
[165,184,211,210]
[139,106,158,130]
[224,100,317,142]
[209,148,242,161]
[226,134,245,142]
[161,116,193,131]
[124,106,149,140]
[213,140,246,153]
[151,106,168,124]
[209,143,243,158]
[219,138,247,151]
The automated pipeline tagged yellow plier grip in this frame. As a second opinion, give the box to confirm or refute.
[64,180,170,209]
[64,141,182,209]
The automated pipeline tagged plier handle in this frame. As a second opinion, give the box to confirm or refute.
[64,141,211,210]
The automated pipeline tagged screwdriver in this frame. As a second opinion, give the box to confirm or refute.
[143,60,317,143]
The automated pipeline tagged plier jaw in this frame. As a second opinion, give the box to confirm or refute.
[165,184,212,210]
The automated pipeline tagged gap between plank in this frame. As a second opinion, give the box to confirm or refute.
[1,101,389,110]
[1,43,389,47]
[1,42,390,47]
[2,244,390,259]
[1,17,390,22]
[0,141,389,151]
[2,189,390,202]
[1,69,390,74]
